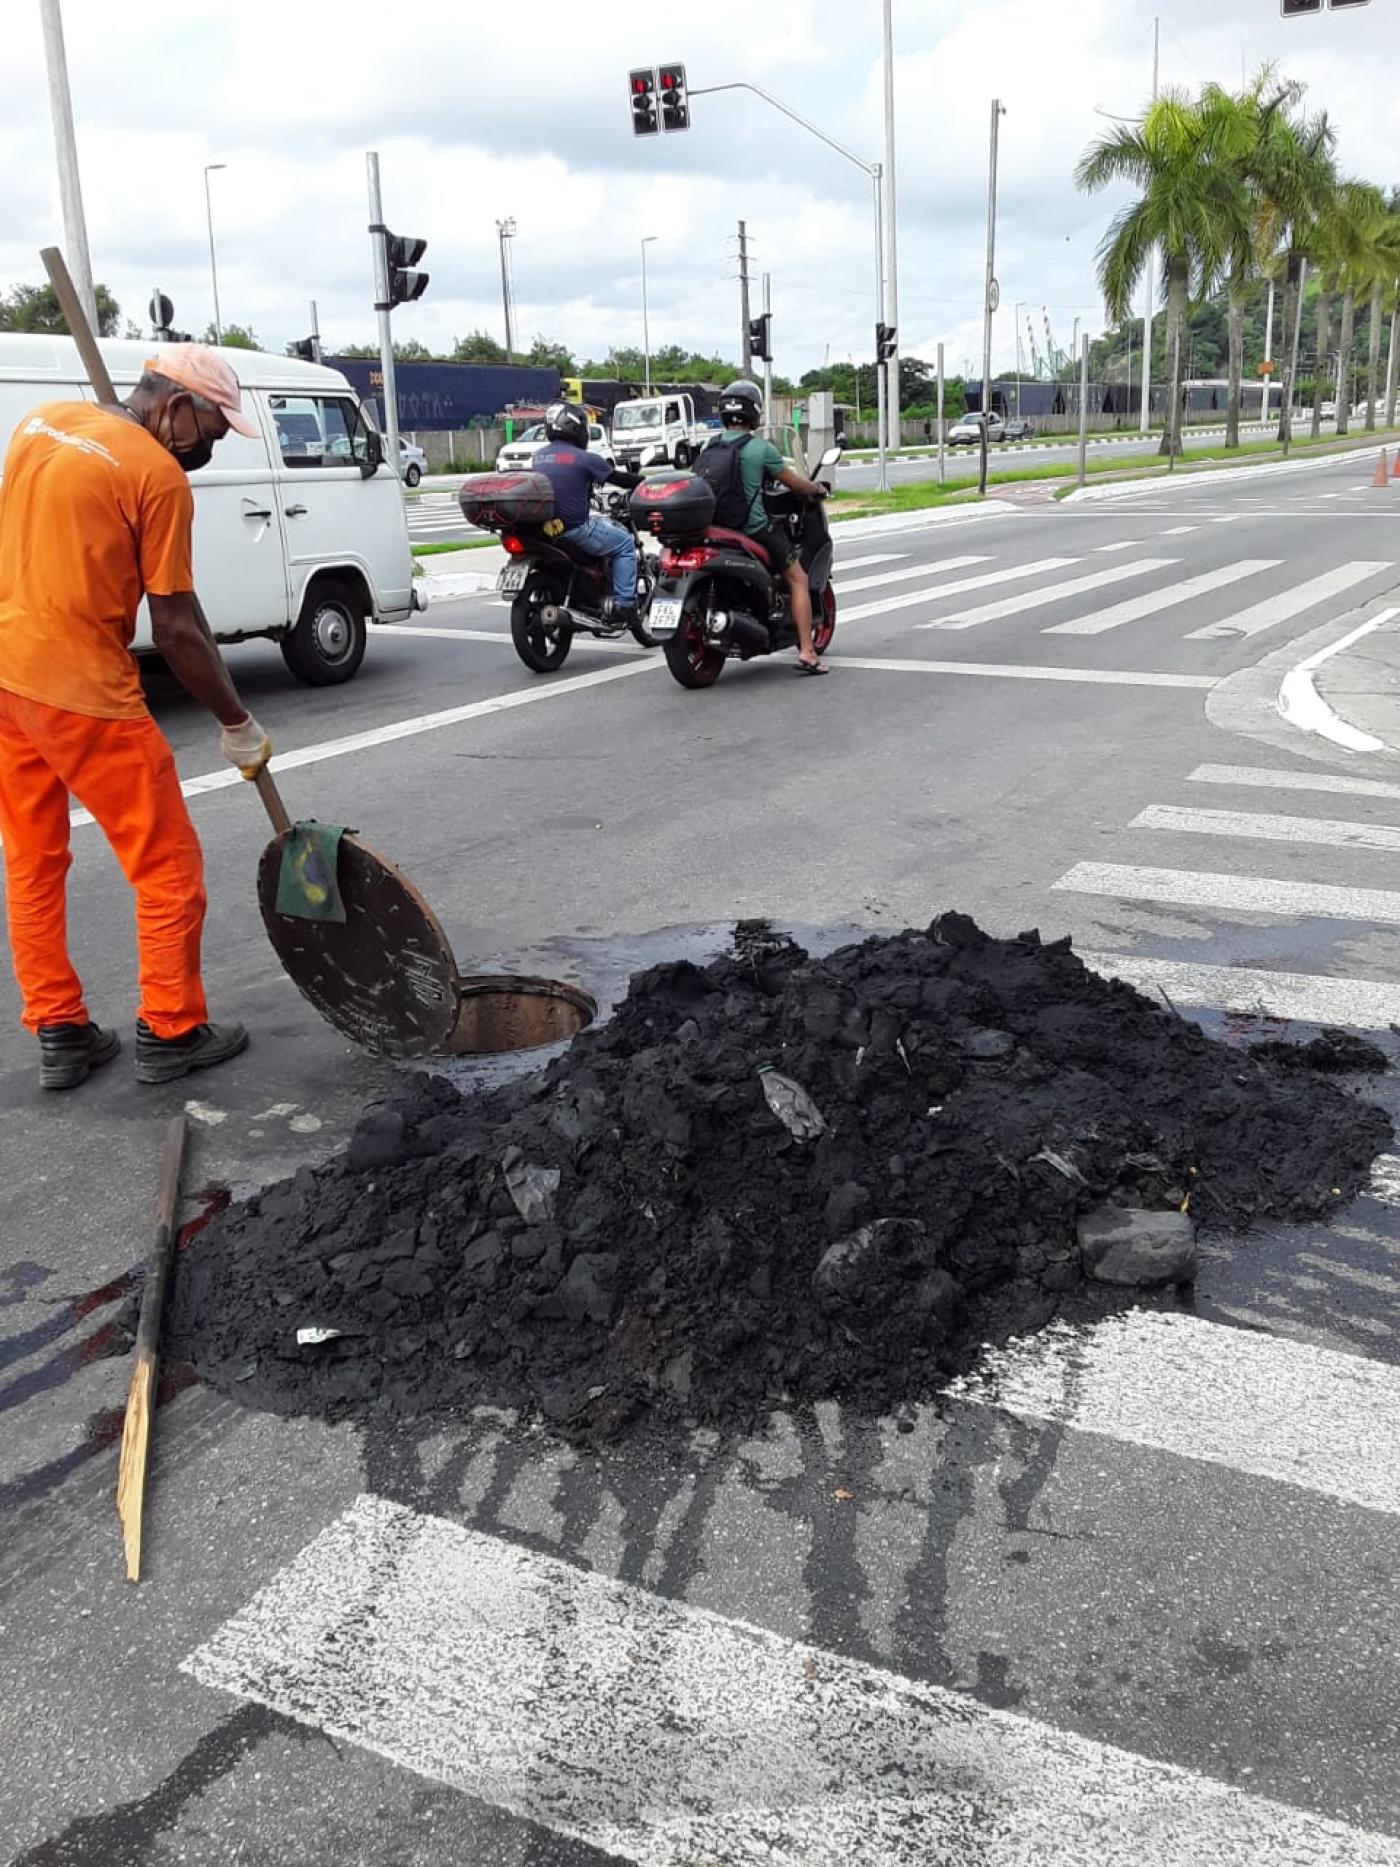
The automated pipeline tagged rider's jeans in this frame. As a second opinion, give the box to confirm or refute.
[563,515,637,606]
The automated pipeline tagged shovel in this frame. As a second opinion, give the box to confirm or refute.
[41,246,463,1058]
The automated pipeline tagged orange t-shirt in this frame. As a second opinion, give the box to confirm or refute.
[0,401,194,720]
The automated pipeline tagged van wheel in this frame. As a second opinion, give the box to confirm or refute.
[404,463,422,487]
[281,578,367,685]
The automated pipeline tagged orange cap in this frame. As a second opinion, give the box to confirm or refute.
[146,344,258,437]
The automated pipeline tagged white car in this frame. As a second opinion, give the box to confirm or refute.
[399,438,427,486]
[495,420,614,472]
[948,412,1006,445]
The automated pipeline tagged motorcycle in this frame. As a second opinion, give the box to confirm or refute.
[635,445,843,689]
[458,473,661,674]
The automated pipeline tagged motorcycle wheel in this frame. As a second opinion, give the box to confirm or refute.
[663,602,725,689]
[629,561,660,648]
[510,591,573,673]
[812,585,837,656]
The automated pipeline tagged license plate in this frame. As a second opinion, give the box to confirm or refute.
[498,563,528,593]
[649,599,683,637]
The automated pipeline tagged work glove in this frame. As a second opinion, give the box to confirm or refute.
[220,714,272,779]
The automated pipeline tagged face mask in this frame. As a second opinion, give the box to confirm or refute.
[153,393,215,473]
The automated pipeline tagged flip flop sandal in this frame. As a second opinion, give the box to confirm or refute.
[795,659,829,676]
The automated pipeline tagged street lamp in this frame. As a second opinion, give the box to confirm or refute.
[203,163,226,344]
[641,236,657,392]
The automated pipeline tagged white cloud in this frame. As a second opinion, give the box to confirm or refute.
[5,0,1398,375]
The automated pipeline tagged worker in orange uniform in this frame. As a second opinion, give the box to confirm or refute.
[0,345,272,1091]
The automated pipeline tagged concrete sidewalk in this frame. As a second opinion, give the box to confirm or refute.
[1313,610,1400,754]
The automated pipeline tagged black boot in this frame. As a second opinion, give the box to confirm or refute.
[38,1021,122,1092]
[602,598,638,632]
[134,1019,249,1086]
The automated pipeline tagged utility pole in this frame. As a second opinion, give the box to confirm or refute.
[308,299,322,364]
[366,152,401,479]
[1077,332,1090,486]
[38,0,96,331]
[641,236,656,392]
[881,0,900,444]
[979,99,1006,498]
[936,340,946,486]
[1140,15,1160,435]
[1282,258,1307,458]
[496,218,516,364]
[203,162,226,344]
[738,220,753,374]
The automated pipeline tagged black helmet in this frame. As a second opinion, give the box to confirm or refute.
[544,401,589,448]
[718,380,763,429]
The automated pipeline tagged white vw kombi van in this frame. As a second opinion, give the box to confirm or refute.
[0,335,417,685]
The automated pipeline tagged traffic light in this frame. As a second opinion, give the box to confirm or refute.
[1280,0,1322,11]
[290,336,321,363]
[748,313,772,362]
[876,322,897,363]
[629,68,659,135]
[659,64,690,133]
[1327,0,1369,7]
[386,234,429,306]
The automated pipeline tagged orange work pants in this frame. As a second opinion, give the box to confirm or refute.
[0,687,208,1038]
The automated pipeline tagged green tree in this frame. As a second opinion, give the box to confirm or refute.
[203,321,259,350]
[1078,88,1247,457]
[0,281,122,336]
[525,334,575,372]
[451,329,507,364]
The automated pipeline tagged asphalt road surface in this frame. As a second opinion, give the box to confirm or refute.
[5,449,1400,1863]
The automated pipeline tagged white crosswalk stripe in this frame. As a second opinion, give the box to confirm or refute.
[1056,860,1400,927]
[1185,561,1394,639]
[1078,949,1400,1027]
[185,1299,1400,1864]
[1187,763,1400,802]
[1043,559,1280,636]
[1130,803,1400,854]
[923,559,1177,631]
[840,556,1079,623]
[834,555,989,595]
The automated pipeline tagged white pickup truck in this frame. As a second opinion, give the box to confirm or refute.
[610,393,713,470]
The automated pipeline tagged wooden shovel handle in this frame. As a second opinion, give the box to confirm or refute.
[253,766,293,836]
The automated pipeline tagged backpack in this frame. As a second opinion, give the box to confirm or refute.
[695,432,755,531]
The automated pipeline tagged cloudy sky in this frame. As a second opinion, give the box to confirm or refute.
[5,0,1398,378]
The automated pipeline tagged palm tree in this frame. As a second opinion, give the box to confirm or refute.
[1198,72,1301,449]
[1078,89,1244,457]
[1363,196,1400,430]
[1327,182,1387,436]
[1253,106,1337,445]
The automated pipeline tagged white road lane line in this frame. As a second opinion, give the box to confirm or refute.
[1056,860,1400,925]
[1161,525,1200,535]
[1043,560,1280,637]
[1185,562,1394,639]
[925,559,1177,631]
[63,658,662,828]
[947,1311,1400,1519]
[839,557,1080,623]
[1187,763,1400,802]
[833,555,990,594]
[834,658,1214,689]
[184,1492,1400,1867]
[1278,606,1398,753]
[1093,540,1140,552]
[383,625,646,655]
[1077,949,1400,1029]
[1131,803,1400,853]
[830,552,907,571]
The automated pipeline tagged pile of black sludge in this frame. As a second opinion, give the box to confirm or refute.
[167,914,1392,1440]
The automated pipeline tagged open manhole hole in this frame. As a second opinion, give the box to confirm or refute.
[444,973,597,1056]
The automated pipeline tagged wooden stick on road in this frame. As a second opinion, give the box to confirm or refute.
[116,1114,189,1582]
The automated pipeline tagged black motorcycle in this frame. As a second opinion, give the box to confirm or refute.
[458,475,659,674]
[633,446,842,689]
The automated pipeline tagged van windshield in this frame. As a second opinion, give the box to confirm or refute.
[613,403,662,430]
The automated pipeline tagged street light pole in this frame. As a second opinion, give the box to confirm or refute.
[496,218,517,364]
[881,0,900,445]
[203,162,226,344]
[979,99,1006,498]
[38,0,97,331]
[1140,15,1160,435]
[641,236,657,392]
[689,79,888,491]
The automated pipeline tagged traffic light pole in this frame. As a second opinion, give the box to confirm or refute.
[762,273,773,439]
[691,80,887,491]
[366,151,401,482]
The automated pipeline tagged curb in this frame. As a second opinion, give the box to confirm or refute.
[1063,440,1391,502]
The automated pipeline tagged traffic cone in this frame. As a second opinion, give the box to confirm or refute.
[1375,449,1390,486]
[1391,450,1400,482]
